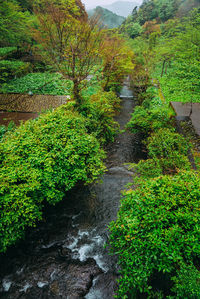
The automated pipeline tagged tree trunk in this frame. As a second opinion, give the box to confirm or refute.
[73,79,82,107]
[161,60,166,77]
[165,61,168,75]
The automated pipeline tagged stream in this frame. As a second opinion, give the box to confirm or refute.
[0,80,142,298]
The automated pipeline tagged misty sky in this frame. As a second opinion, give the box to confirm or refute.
[82,0,142,9]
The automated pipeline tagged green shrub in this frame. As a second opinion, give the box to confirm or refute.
[146,128,190,174]
[171,263,200,298]
[0,121,16,142]
[0,105,105,252]
[0,72,72,95]
[0,126,6,141]
[126,99,173,137]
[126,85,174,137]
[129,158,163,179]
[0,60,31,82]
[154,60,200,103]
[108,171,200,298]
[129,128,191,181]
[0,47,17,59]
[80,91,120,144]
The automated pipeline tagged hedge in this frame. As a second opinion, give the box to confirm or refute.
[0,47,17,59]
[0,105,105,252]
[0,59,31,82]
[108,171,200,298]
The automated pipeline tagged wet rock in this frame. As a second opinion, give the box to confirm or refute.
[50,281,60,295]
[0,258,102,299]
[85,272,119,299]
[0,92,139,299]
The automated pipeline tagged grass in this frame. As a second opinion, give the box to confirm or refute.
[0,72,72,95]
[153,61,200,103]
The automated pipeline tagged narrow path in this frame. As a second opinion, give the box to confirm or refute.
[0,85,140,299]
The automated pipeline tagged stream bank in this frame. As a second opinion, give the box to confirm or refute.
[0,82,142,298]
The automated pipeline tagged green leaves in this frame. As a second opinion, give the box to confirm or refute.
[126,87,173,137]
[152,9,200,103]
[80,91,120,144]
[108,171,200,297]
[0,105,105,252]
[0,47,17,59]
[0,122,16,142]
[110,66,198,297]
[0,72,72,95]
[0,0,31,47]
[145,128,191,174]
[156,60,200,103]
[0,60,31,83]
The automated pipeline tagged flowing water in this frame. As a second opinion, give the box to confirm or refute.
[0,81,142,298]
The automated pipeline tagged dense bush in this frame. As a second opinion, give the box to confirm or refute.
[132,128,191,178]
[0,72,72,95]
[0,126,7,141]
[126,88,173,137]
[0,47,17,59]
[126,104,170,135]
[0,122,15,142]
[171,263,200,298]
[80,91,120,144]
[108,171,200,298]
[147,128,190,172]
[0,105,105,252]
[0,60,31,83]
[154,61,200,103]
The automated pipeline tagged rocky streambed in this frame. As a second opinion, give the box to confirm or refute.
[0,82,143,298]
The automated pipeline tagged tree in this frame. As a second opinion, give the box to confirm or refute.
[33,0,102,105]
[100,34,135,92]
[125,22,143,39]
[142,20,161,37]
[0,0,31,47]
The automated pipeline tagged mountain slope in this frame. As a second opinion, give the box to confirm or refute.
[101,1,141,17]
[88,6,125,28]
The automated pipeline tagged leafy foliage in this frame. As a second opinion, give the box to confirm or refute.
[80,91,120,144]
[0,47,17,59]
[171,263,200,298]
[147,128,190,171]
[133,128,191,178]
[0,126,6,141]
[0,105,105,252]
[110,3,200,299]
[33,0,101,104]
[0,72,72,95]
[0,60,31,83]
[124,21,143,39]
[108,171,200,298]
[112,64,197,297]
[126,87,174,136]
[154,60,200,103]
[125,0,198,28]
[0,0,31,47]
[0,122,16,142]
[101,34,135,92]
[151,9,200,102]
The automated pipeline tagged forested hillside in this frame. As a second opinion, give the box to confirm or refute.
[102,0,141,17]
[88,6,125,28]
[120,0,200,102]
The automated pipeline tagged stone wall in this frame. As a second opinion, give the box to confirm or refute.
[0,94,69,113]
